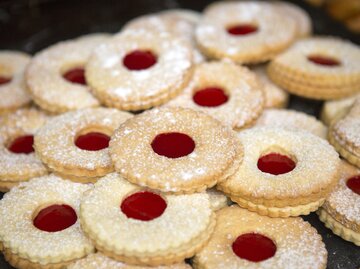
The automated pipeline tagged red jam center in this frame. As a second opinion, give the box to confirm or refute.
[346,175,360,195]
[227,24,258,35]
[63,68,86,85]
[307,55,340,67]
[151,132,195,158]
[8,135,34,154]
[0,76,11,85]
[123,50,157,70]
[193,87,229,107]
[33,204,77,232]
[75,132,110,151]
[232,233,277,262]
[121,191,167,221]
[257,153,296,175]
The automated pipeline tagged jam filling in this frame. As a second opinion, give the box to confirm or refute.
[123,50,157,70]
[8,135,34,154]
[151,132,195,158]
[346,175,360,195]
[193,87,229,107]
[232,233,277,262]
[33,204,77,232]
[75,132,110,151]
[121,191,167,221]
[0,76,11,85]
[63,68,87,85]
[257,153,296,175]
[307,55,340,67]
[227,24,258,35]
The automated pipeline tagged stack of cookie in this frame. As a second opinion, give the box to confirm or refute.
[0,1,359,269]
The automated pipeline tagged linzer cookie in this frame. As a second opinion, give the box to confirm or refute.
[218,127,340,217]
[268,37,360,100]
[0,51,31,114]
[195,1,297,64]
[109,107,243,193]
[207,188,230,211]
[34,108,133,183]
[254,109,327,138]
[0,108,48,192]
[328,97,360,168]
[193,206,327,269]
[26,34,109,114]
[0,175,94,269]
[318,161,360,246]
[85,30,193,111]
[165,61,264,130]
[80,173,215,266]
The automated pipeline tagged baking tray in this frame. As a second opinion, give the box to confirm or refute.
[0,0,359,268]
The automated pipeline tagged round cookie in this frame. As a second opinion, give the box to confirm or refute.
[254,109,327,138]
[0,108,48,192]
[318,161,360,246]
[196,1,297,64]
[86,29,194,111]
[207,188,230,211]
[193,206,327,269]
[165,61,264,130]
[218,127,340,217]
[80,173,216,266]
[109,107,243,193]
[0,175,94,269]
[26,34,109,114]
[0,51,31,114]
[34,108,133,182]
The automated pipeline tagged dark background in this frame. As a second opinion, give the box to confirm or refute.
[0,0,359,268]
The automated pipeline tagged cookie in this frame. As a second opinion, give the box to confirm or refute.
[207,188,230,211]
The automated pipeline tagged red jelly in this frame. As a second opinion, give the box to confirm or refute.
[8,135,34,154]
[75,132,110,151]
[307,55,340,67]
[232,233,277,262]
[193,87,229,107]
[63,68,86,85]
[33,204,77,232]
[151,132,195,158]
[0,76,11,85]
[123,50,157,70]
[346,175,360,195]
[227,24,258,36]
[121,191,167,221]
[257,153,296,175]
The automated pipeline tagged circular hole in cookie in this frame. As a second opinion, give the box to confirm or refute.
[8,135,34,154]
[307,55,341,67]
[121,191,167,221]
[75,131,110,151]
[33,204,77,232]
[346,175,360,195]
[232,233,277,262]
[0,76,12,85]
[193,87,229,107]
[151,132,195,158]
[123,50,157,71]
[257,151,296,175]
[63,67,87,85]
[227,23,258,36]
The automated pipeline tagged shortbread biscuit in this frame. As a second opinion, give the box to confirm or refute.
[218,127,340,217]
[318,161,360,246]
[165,61,264,129]
[0,51,31,114]
[110,107,243,193]
[80,173,215,266]
[0,175,94,269]
[34,108,132,182]
[0,108,48,191]
[193,206,327,269]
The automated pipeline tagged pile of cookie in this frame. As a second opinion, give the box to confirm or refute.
[0,1,359,269]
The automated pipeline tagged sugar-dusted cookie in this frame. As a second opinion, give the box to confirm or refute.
[110,107,243,193]
[218,127,340,217]
[0,175,94,269]
[80,173,215,266]
[207,188,230,211]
